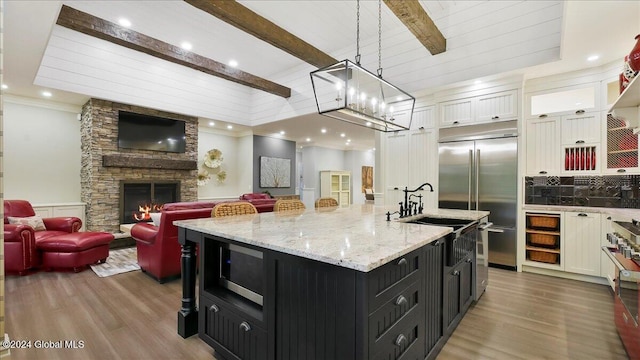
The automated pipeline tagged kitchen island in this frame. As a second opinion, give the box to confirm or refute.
[175,205,488,360]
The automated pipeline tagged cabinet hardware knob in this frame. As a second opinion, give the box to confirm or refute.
[539,171,547,174]
[466,258,472,263]
[453,121,459,125]
[617,169,627,173]
[607,216,612,220]
[578,213,588,217]
[539,114,548,118]
[209,304,219,313]
[575,140,585,144]
[492,116,500,120]
[239,322,251,332]
[453,270,460,276]
[395,334,408,347]
[575,110,585,114]
[395,295,408,306]
[397,258,408,266]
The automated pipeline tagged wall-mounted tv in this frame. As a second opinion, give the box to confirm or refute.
[117,111,186,153]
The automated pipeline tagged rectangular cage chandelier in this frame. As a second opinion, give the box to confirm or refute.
[310,59,415,132]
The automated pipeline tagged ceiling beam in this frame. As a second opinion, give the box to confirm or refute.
[56,5,291,98]
[384,0,446,55]
[184,0,338,68]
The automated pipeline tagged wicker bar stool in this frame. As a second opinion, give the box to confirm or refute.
[211,201,258,217]
[314,197,338,208]
[273,199,306,212]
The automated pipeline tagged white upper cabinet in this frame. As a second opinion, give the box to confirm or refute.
[560,111,602,145]
[476,90,518,122]
[410,106,436,130]
[528,82,600,118]
[439,98,474,127]
[439,90,518,127]
[525,116,561,176]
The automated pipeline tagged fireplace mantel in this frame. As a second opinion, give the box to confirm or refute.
[102,155,197,170]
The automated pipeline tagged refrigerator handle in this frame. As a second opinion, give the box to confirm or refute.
[468,149,473,211]
[475,149,480,211]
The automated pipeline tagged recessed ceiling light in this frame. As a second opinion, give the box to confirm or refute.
[208,121,215,127]
[306,138,311,142]
[42,91,52,97]
[372,148,376,151]
[181,42,193,51]
[347,139,351,142]
[587,55,599,62]
[228,60,238,67]
[280,131,285,135]
[365,121,372,126]
[340,133,345,137]
[321,128,327,133]
[474,80,482,84]
[227,125,233,130]
[118,18,131,27]
[1,84,7,90]
[345,142,350,146]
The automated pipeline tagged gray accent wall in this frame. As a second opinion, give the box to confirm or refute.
[253,135,296,196]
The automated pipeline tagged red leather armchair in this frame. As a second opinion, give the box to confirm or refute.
[4,200,82,275]
[130,201,217,283]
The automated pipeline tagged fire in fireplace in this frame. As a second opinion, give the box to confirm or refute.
[120,181,180,224]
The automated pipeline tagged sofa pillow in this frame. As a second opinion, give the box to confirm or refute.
[149,212,162,227]
[7,215,46,231]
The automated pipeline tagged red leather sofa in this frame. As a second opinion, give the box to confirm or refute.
[239,193,277,213]
[130,201,218,283]
[4,200,113,274]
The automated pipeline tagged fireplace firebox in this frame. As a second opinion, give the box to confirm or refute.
[120,181,180,224]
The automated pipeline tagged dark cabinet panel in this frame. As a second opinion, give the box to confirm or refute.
[372,322,422,360]
[423,241,444,358]
[369,280,421,342]
[444,255,474,335]
[200,295,268,360]
[368,248,422,312]
[274,255,356,360]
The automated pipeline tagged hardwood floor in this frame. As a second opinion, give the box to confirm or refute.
[4,266,627,359]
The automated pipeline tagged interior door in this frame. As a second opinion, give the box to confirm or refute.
[438,140,474,210]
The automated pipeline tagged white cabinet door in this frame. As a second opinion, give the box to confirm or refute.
[560,111,601,145]
[476,90,518,122]
[384,132,409,205]
[525,117,561,175]
[411,106,436,130]
[564,212,601,276]
[440,98,474,127]
[408,128,438,209]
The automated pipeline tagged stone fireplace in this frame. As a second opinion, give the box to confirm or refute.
[120,181,180,224]
[81,99,198,233]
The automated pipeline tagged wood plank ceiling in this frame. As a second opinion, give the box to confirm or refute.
[56,5,291,98]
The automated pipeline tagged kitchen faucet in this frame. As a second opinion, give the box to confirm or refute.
[400,182,433,218]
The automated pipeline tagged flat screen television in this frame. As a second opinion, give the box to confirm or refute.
[117,111,186,153]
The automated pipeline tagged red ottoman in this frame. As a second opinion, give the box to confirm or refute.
[36,232,114,272]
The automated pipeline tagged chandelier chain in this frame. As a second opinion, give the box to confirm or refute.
[377,0,382,77]
[355,0,361,64]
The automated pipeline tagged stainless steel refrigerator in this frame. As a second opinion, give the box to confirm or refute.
[438,120,518,269]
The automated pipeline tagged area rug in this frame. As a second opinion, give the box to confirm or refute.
[90,247,140,278]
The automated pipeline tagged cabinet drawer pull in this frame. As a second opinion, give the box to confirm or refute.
[395,295,408,306]
[538,114,548,118]
[578,213,588,217]
[453,270,460,276]
[607,216,612,220]
[575,140,585,144]
[492,116,500,120]
[538,171,547,174]
[209,304,219,313]
[395,334,408,347]
[453,121,459,125]
[617,169,627,173]
[239,322,251,332]
[575,110,585,114]
[397,258,408,266]
[466,258,472,263]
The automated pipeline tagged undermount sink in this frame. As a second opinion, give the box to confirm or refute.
[408,216,472,227]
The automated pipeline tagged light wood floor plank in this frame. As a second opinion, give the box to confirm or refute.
[4,265,627,359]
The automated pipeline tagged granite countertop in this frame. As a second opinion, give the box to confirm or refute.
[523,205,640,219]
[174,205,488,272]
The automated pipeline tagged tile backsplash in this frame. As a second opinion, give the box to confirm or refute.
[524,175,640,209]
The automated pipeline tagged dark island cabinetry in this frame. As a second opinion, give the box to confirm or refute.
[179,225,476,360]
